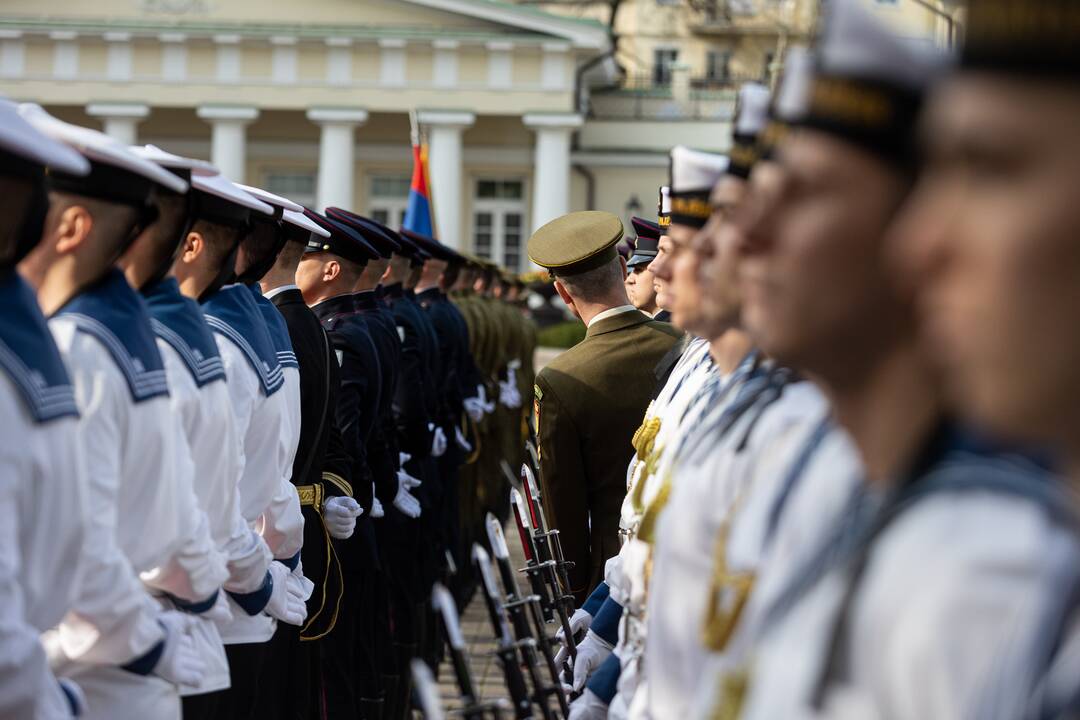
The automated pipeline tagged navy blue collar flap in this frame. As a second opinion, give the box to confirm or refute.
[201,285,284,396]
[143,278,226,388]
[248,284,297,370]
[54,269,170,404]
[0,272,79,422]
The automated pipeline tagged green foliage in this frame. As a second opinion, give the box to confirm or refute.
[537,321,587,349]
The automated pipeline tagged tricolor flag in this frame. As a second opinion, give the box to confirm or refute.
[402,112,435,236]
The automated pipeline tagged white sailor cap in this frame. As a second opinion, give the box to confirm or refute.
[658,185,672,229]
[668,146,728,229]
[19,104,188,197]
[729,82,773,178]
[0,99,88,177]
[238,184,303,213]
[130,144,216,176]
[774,47,815,124]
[757,46,815,160]
[817,0,939,93]
[283,208,331,238]
[735,82,772,138]
[802,0,949,166]
[188,172,273,228]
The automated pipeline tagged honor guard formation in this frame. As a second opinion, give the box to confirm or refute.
[4,0,1080,718]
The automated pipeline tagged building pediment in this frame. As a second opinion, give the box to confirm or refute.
[0,0,607,48]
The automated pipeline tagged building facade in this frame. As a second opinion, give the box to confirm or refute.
[0,0,959,270]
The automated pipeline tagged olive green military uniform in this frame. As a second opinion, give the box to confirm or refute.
[528,211,682,602]
[534,311,680,600]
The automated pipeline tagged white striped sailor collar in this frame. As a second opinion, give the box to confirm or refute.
[142,277,226,388]
[53,268,170,403]
[200,284,284,396]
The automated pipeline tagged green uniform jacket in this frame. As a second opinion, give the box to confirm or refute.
[534,308,681,602]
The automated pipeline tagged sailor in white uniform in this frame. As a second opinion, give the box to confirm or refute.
[172,170,308,718]
[120,145,259,709]
[17,106,229,720]
[0,99,92,719]
[729,3,1080,718]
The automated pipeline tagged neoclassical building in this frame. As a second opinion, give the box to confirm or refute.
[0,0,956,270]
[0,0,633,269]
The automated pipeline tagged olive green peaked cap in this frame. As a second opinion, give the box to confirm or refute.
[527,210,624,277]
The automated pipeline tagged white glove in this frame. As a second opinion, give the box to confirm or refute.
[323,495,362,539]
[464,397,484,423]
[568,688,609,720]
[265,561,307,626]
[201,589,233,625]
[153,610,206,688]
[477,384,496,414]
[397,467,422,491]
[371,496,385,518]
[58,678,85,717]
[399,451,412,466]
[429,423,447,457]
[291,559,315,602]
[499,379,522,408]
[393,484,422,519]
[454,425,473,452]
[570,629,614,692]
[555,608,594,650]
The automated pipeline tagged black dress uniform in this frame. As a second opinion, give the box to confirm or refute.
[257,274,353,720]
[304,210,386,719]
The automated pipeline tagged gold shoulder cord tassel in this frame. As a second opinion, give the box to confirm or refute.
[296,480,345,642]
[701,490,755,652]
[710,668,751,720]
[636,468,673,545]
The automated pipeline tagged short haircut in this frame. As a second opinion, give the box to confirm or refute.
[49,190,139,261]
[556,255,624,304]
[271,237,305,274]
[191,218,241,270]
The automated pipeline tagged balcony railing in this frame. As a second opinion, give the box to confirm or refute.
[587,74,741,121]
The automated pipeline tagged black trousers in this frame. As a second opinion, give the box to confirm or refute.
[251,623,316,720]
[184,642,267,720]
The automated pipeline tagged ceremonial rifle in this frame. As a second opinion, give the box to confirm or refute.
[432,583,507,720]
[473,544,543,720]
[510,485,557,622]
[411,659,446,720]
[484,514,571,717]
[520,466,580,649]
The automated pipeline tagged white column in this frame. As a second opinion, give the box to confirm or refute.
[196,105,259,182]
[418,110,475,251]
[307,108,368,211]
[524,113,583,232]
[86,102,149,146]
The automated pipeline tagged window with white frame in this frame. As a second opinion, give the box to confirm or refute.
[368,174,410,229]
[472,178,527,271]
[262,170,316,208]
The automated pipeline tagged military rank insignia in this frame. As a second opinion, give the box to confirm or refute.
[533,384,543,456]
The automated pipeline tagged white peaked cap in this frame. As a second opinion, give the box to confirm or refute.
[130,144,217,176]
[818,0,948,90]
[238,184,303,213]
[18,104,188,194]
[191,172,274,215]
[669,146,729,193]
[659,186,672,215]
[774,46,815,123]
[283,208,330,238]
[0,99,88,176]
[735,82,772,137]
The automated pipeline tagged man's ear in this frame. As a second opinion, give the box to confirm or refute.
[54,204,92,255]
[554,278,574,309]
[181,231,204,264]
[322,259,340,283]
